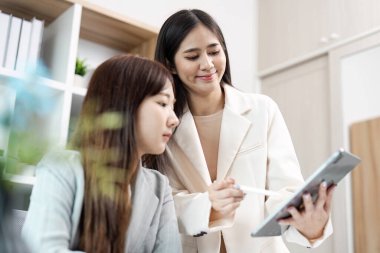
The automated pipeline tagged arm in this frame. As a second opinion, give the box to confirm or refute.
[153,177,182,253]
[21,153,84,253]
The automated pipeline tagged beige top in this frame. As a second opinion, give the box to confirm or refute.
[194,110,226,253]
[193,110,223,183]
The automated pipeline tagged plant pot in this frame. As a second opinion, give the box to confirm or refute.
[73,74,87,88]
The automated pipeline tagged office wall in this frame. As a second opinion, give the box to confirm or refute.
[86,0,259,93]
[341,44,380,145]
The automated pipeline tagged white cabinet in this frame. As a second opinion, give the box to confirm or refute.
[258,0,380,71]
[0,0,157,187]
[261,56,331,178]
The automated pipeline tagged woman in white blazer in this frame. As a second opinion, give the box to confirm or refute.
[22,55,181,253]
[152,9,335,253]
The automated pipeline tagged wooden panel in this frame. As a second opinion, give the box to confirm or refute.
[0,0,69,23]
[78,1,157,53]
[129,37,157,60]
[350,117,380,253]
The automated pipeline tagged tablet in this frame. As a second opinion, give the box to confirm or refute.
[251,148,361,237]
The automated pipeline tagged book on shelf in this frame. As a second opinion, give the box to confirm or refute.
[0,12,11,67]
[0,11,44,72]
[4,15,22,70]
[28,17,44,71]
[15,19,32,72]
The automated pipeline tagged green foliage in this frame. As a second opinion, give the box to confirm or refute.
[75,58,88,76]
[0,62,54,176]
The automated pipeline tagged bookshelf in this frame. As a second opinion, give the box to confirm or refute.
[0,0,158,190]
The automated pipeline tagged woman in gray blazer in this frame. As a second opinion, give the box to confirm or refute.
[21,55,182,253]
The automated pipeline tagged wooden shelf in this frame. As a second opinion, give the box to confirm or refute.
[0,0,158,52]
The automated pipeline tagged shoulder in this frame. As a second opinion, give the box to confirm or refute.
[140,168,170,199]
[141,168,169,188]
[224,84,279,113]
[36,149,83,183]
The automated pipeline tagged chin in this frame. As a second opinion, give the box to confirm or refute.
[151,146,166,155]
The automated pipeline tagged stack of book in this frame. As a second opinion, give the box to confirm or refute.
[0,11,44,72]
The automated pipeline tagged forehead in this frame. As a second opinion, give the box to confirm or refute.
[160,79,175,96]
[178,24,221,50]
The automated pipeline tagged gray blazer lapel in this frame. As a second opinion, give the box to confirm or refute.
[127,167,159,252]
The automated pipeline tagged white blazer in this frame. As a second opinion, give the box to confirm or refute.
[162,85,332,253]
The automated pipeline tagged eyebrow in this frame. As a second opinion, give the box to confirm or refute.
[158,92,176,103]
[183,43,220,53]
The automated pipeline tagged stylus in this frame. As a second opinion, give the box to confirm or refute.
[234,184,280,197]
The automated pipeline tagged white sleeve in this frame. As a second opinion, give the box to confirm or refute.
[161,158,233,236]
[285,217,333,248]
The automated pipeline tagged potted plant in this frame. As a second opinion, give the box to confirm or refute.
[74,57,89,88]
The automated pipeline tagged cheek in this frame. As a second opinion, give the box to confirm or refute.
[177,61,197,77]
[216,55,226,70]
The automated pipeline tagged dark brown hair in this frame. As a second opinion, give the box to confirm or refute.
[70,54,173,253]
[155,9,232,119]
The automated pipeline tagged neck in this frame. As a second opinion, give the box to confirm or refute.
[188,86,224,116]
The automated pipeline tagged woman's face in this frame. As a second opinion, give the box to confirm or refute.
[173,24,226,97]
[135,80,179,157]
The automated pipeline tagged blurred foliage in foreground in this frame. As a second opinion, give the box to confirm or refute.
[0,63,55,179]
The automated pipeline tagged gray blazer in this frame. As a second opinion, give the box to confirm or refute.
[21,150,181,253]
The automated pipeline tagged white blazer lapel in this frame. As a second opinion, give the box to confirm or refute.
[217,85,253,180]
[217,107,251,180]
[172,110,211,185]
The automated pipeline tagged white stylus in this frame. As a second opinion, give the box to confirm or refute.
[234,184,280,197]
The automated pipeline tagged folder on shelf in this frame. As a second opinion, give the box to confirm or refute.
[4,15,22,70]
[15,19,32,72]
[0,12,11,67]
[28,17,44,71]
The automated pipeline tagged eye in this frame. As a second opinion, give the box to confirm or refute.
[209,50,220,56]
[157,102,168,107]
[185,55,199,61]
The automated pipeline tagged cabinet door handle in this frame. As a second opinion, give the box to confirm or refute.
[320,36,329,43]
[329,33,340,40]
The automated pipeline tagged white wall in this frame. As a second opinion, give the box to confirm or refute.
[86,0,259,92]
[341,45,380,147]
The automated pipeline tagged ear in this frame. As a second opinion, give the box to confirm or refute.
[171,67,177,75]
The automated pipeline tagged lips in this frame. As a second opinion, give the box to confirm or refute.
[197,72,216,81]
[163,133,172,141]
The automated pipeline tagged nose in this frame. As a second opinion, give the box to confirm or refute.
[168,109,179,128]
[200,53,214,71]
